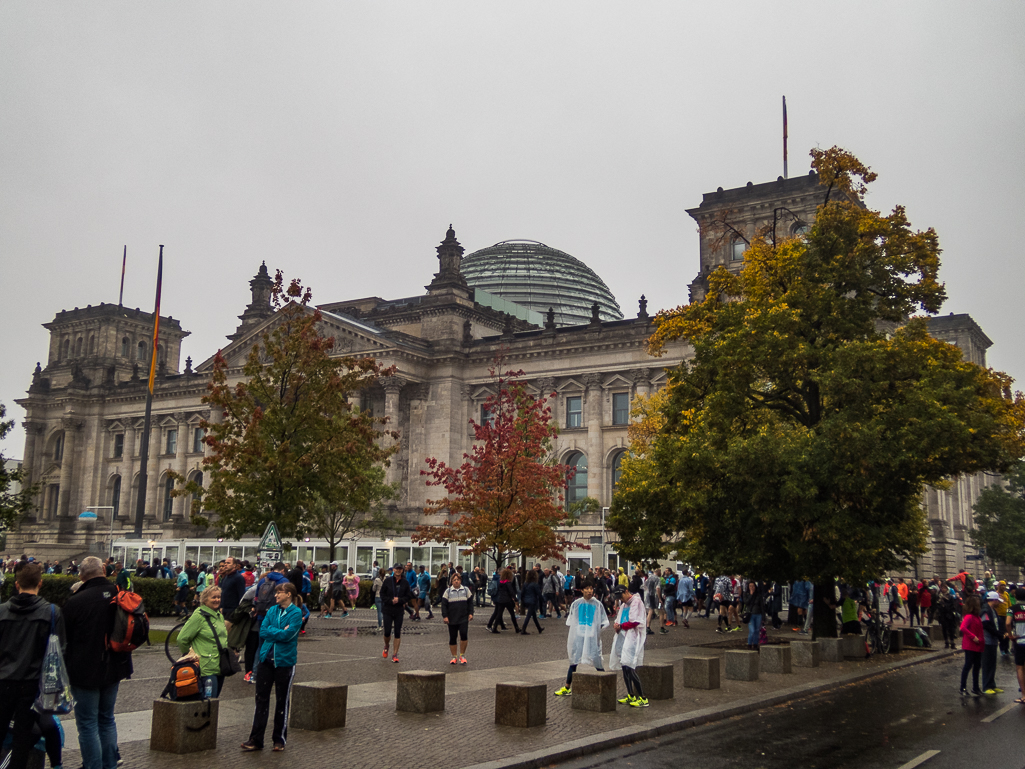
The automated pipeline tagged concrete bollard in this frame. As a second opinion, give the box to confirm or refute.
[841,634,867,658]
[636,663,674,700]
[791,639,822,667]
[682,656,720,690]
[150,698,219,754]
[290,681,348,731]
[495,682,547,727]
[760,645,792,674]
[928,624,944,643]
[888,629,905,653]
[817,638,843,663]
[396,670,445,713]
[724,650,759,681]
[571,671,617,712]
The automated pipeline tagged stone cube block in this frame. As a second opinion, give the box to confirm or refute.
[888,628,905,653]
[724,650,759,681]
[790,639,821,667]
[150,698,219,754]
[842,634,867,658]
[571,671,617,712]
[928,624,944,643]
[636,663,674,700]
[760,644,792,674]
[495,681,547,727]
[817,638,843,663]
[396,670,445,713]
[682,656,720,690]
[290,681,348,731]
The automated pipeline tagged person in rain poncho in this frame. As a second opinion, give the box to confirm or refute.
[555,580,609,696]
[609,584,649,707]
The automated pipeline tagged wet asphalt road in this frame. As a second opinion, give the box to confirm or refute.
[554,652,1025,769]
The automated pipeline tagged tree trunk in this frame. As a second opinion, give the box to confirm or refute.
[812,580,837,639]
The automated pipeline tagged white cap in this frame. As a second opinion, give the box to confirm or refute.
[986,591,1000,601]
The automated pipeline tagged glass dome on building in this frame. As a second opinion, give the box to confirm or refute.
[461,240,623,327]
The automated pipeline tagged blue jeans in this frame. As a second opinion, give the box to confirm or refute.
[71,682,119,769]
[747,613,763,646]
[375,597,383,627]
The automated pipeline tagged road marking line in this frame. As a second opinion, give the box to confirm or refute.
[981,702,1018,723]
[897,750,940,769]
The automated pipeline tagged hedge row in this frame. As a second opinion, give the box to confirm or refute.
[1,574,179,616]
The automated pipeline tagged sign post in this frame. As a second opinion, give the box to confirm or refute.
[257,521,283,574]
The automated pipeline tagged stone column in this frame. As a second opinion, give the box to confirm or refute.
[381,378,404,487]
[20,422,41,520]
[173,413,188,521]
[583,373,604,502]
[122,424,137,526]
[57,417,81,518]
[144,418,161,524]
[632,369,652,400]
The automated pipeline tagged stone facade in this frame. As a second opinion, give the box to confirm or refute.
[7,182,1004,578]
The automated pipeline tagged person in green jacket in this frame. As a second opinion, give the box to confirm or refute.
[177,585,229,697]
[241,581,302,752]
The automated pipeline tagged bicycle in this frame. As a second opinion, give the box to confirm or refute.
[164,610,194,663]
[863,587,892,656]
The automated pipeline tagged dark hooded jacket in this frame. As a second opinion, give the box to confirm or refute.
[62,576,134,689]
[0,592,64,681]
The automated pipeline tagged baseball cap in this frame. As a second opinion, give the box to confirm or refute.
[986,591,1000,601]
[330,561,339,566]
[612,585,628,598]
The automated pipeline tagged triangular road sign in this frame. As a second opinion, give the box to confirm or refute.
[258,521,282,551]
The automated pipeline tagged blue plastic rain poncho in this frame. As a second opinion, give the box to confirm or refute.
[566,596,610,668]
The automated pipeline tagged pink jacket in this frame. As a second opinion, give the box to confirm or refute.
[959,614,984,652]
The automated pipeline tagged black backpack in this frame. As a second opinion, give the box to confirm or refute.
[254,578,278,616]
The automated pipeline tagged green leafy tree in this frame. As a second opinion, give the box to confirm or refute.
[0,403,39,531]
[971,463,1025,575]
[610,147,1025,638]
[174,273,399,540]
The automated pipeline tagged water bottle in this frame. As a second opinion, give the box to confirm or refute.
[204,678,214,699]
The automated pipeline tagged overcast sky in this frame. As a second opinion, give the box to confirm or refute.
[2,2,1023,456]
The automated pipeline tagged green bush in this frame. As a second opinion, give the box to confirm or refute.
[1,573,180,616]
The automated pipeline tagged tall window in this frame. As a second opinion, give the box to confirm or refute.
[163,476,175,521]
[113,433,124,458]
[566,396,583,429]
[480,405,494,427]
[111,475,122,519]
[75,337,83,356]
[612,392,630,425]
[48,484,60,518]
[53,433,64,462]
[121,337,129,357]
[731,239,747,261]
[190,471,204,515]
[612,451,626,490]
[61,339,70,360]
[566,452,588,509]
[165,429,177,455]
[89,335,96,354]
[137,340,147,362]
[192,427,205,453]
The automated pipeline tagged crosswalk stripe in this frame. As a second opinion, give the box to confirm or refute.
[896,750,940,769]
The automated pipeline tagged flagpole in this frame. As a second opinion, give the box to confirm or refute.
[783,95,788,180]
[119,245,126,307]
[133,245,163,539]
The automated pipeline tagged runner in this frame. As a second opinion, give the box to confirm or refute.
[381,562,412,663]
[441,571,474,665]
[677,570,695,628]
[713,573,733,633]
[1009,587,1025,704]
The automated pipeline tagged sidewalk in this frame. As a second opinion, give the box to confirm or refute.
[56,609,953,769]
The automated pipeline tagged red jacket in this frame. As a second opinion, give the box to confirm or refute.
[959,614,983,653]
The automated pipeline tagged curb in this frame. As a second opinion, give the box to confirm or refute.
[463,649,955,769]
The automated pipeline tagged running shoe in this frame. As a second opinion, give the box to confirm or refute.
[629,697,650,708]
[991,687,1004,693]
[273,743,285,752]
[383,648,388,658]
[617,695,635,704]
[459,656,467,665]
[984,689,998,695]
[660,627,668,634]
[555,686,572,696]
[243,671,252,683]
[342,612,349,618]
[959,688,969,696]
[450,658,458,665]
[392,656,400,663]
[240,741,262,751]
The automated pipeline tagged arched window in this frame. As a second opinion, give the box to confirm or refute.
[61,339,70,360]
[566,451,588,509]
[89,336,96,354]
[189,471,204,514]
[611,451,626,491]
[75,337,83,356]
[163,476,175,521]
[158,344,165,364]
[137,340,147,362]
[111,475,122,519]
[53,432,64,462]
[121,337,129,357]
[791,221,809,237]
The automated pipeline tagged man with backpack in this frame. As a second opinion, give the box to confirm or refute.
[62,556,136,769]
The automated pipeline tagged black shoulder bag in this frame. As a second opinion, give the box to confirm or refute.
[203,613,241,677]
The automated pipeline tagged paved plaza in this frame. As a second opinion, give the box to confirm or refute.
[48,608,951,768]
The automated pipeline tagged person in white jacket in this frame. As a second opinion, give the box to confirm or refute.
[609,584,649,707]
[555,580,610,697]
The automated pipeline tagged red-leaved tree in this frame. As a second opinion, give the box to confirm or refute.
[415,360,576,569]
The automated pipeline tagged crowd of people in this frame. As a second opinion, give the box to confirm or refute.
[3,552,1024,766]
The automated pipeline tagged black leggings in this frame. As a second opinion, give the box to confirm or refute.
[250,661,295,748]
[622,666,645,699]
[245,629,260,674]
[384,612,404,639]
[566,662,604,686]
[489,601,519,632]
[448,621,468,645]
[960,649,981,692]
[522,604,542,632]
